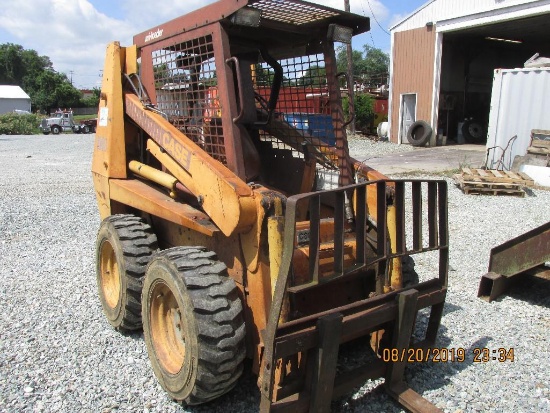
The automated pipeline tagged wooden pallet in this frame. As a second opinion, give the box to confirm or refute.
[454,168,534,197]
[460,168,535,186]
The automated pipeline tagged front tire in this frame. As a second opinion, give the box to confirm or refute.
[51,125,61,134]
[142,247,246,405]
[96,214,158,331]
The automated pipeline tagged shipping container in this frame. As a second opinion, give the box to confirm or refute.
[485,67,550,170]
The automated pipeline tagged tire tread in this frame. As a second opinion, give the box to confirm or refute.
[98,214,158,331]
[150,247,246,405]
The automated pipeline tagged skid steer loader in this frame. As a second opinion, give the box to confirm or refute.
[92,0,449,411]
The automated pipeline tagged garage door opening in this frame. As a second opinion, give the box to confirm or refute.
[437,13,550,144]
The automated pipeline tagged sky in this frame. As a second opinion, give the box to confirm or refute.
[0,0,427,90]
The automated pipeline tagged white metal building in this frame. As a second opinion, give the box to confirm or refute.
[388,0,550,145]
[0,85,32,114]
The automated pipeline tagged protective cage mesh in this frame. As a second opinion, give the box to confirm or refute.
[149,36,346,174]
[151,35,227,165]
[255,53,342,171]
[249,0,339,26]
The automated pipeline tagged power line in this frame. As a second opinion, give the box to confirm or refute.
[369,31,376,48]
[358,0,377,48]
[366,0,390,36]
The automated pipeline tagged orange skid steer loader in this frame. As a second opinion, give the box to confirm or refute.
[91,0,449,411]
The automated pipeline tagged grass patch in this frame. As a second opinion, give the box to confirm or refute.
[74,114,97,121]
[391,169,460,178]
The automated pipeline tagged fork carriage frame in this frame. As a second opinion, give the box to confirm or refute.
[260,179,449,412]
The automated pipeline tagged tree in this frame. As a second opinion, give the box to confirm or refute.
[297,65,326,87]
[343,93,374,132]
[362,45,390,77]
[0,43,26,85]
[336,44,388,133]
[336,46,367,77]
[31,69,80,111]
[0,43,81,111]
[336,45,389,85]
[254,64,275,86]
[81,88,101,108]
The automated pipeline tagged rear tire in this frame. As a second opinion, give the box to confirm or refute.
[82,125,90,134]
[96,214,158,331]
[406,120,432,146]
[142,247,246,405]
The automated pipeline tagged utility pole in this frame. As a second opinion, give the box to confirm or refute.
[344,0,355,134]
[69,70,74,85]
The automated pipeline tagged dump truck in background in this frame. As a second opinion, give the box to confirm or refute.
[92,0,449,411]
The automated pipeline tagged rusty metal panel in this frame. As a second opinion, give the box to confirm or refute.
[133,0,243,47]
[478,221,550,301]
[133,0,369,49]
[488,221,550,277]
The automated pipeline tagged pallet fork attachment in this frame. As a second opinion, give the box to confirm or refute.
[259,179,449,412]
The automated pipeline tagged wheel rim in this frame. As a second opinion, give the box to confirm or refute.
[99,241,121,309]
[150,281,186,375]
[468,124,483,139]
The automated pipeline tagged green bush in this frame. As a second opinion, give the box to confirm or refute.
[342,93,374,132]
[0,113,41,135]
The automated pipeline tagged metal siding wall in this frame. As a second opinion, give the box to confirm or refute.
[394,0,540,32]
[390,27,436,143]
[0,98,31,114]
[486,67,550,170]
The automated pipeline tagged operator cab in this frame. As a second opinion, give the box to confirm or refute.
[133,0,369,194]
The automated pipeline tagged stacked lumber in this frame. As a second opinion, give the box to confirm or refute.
[528,130,550,156]
[454,168,534,197]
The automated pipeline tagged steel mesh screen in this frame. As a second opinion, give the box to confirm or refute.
[249,0,339,25]
[151,35,227,164]
[255,53,340,171]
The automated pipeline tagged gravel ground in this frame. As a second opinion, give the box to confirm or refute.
[348,136,414,163]
[0,133,549,413]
